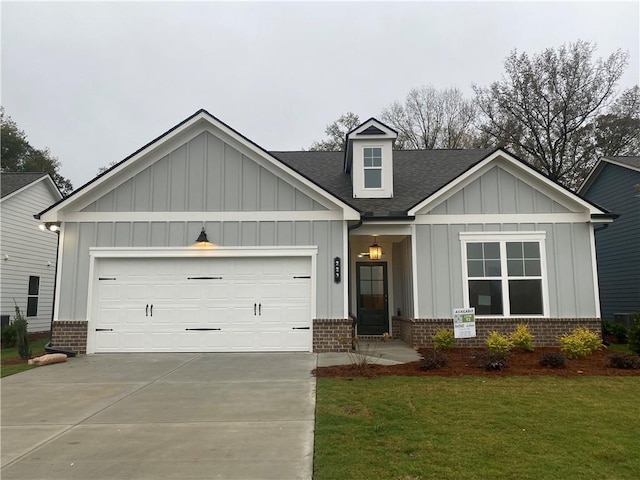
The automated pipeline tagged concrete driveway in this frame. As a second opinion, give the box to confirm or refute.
[1,353,317,480]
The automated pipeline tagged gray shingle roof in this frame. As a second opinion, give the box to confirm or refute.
[1,172,48,199]
[270,149,493,217]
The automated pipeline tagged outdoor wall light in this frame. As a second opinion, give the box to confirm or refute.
[196,228,209,244]
[39,222,61,233]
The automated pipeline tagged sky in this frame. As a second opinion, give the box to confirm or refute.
[2,1,639,190]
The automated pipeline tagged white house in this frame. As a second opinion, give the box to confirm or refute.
[1,173,62,332]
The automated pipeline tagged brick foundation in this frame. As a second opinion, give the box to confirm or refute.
[51,321,88,354]
[392,316,601,349]
[313,318,354,352]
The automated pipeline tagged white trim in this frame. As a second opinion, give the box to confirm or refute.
[60,210,345,223]
[408,149,607,217]
[411,223,420,318]
[350,224,412,236]
[349,118,398,140]
[342,221,349,319]
[588,223,601,318]
[459,231,549,318]
[89,246,318,259]
[1,174,62,204]
[416,213,593,224]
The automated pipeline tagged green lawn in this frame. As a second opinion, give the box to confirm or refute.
[314,376,640,480]
[1,337,50,378]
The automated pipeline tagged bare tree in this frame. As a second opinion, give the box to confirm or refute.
[309,112,361,151]
[473,40,629,189]
[381,86,478,149]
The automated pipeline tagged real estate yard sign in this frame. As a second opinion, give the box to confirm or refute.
[453,308,476,338]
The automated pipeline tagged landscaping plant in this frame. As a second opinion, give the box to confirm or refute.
[539,352,566,368]
[1,323,17,348]
[432,328,455,350]
[13,305,30,360]
[602,319,629,344]
[485,330,512,355]
[628,312,640,355]
[509,323,534,351]
[559,326,601,359]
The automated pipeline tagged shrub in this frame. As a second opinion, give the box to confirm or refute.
[1,323,17,348]
[13,305,30,360]
[482,353,508,371]
[608,353,640,370]
[509,324,534,351]
[628,313,640,355]
[432,328,455,350]
[559,327,601,359]
[602,320,628,344]
[540,352,566,368]
[420,350,448,370]
[485,331,512,355]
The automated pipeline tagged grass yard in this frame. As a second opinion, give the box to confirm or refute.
[1,337,50,378]
[314,376,640,480]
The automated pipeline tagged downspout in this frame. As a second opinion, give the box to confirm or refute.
[347,215,365,344]
[44,226,76,357]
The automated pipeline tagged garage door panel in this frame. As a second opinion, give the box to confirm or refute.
[94,256,312,353]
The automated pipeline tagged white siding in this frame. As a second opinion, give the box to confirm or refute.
[0,181,60,332]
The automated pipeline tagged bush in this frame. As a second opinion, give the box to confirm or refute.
[540,352,566,368]
[628,313,640,355]
[608,353,640,370]
[486,331,512,355]
[602,320,628,344]
[1,323,17,348]
[509,324,534,351]
[482,353,508,371]
[13,306,30,360]
[559,327,601,359]
[432,328,455,350]
[420,350,448,370]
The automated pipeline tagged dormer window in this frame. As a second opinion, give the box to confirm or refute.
[364,147,382,189]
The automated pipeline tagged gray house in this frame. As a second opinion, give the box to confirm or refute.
[1,172,62,332]
[37,111,612,354]
[579,156,640,321]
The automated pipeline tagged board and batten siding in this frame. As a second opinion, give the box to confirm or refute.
[582,163,640,319]
[0,181,59,332]
[57,220,346,322]
[81,132,328,213]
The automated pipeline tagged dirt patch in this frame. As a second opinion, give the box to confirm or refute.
[314,347,640,378]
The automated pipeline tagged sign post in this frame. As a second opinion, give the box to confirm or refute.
[453,307,476,339]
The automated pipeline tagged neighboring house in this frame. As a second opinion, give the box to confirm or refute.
[37,110,613,354]
[579,156,640,322]
[1,173,63,332]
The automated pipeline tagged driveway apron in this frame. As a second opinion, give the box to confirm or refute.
[1,353,317,480]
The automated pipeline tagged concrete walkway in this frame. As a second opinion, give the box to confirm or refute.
[317,339,421,367]
[1,353,316,480]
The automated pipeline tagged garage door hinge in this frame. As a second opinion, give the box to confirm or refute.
[96,328,114,332]
[293,276,311,279]
[98,277,117,281]
[185,328,222,331]
[292,327,310,330]
[187,276,223,280]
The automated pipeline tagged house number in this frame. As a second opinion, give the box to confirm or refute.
[334,257,341,284]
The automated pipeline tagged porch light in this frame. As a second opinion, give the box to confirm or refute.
[369,242,382,260]
[195,228,209,244]
[39,222,60,233]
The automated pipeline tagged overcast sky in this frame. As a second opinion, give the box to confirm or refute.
[2,1,639,190]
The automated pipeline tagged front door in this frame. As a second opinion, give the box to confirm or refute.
[356,262,388,335]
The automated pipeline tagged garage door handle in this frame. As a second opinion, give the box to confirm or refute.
[258,303,261,315]
[292,327,310,330]
[96,328,113,332]
[185,328,221,331]
[146,304,149,316]
[150,304,153,316]
[254,303,257,315]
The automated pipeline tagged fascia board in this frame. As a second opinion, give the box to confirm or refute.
[2,174,62,204]
[348,118,398,138]
[601,157,640,173]
[577,158,604,194]
[409,150,608,217]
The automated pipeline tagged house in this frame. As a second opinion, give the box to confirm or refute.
[36,110,613,354]
[579,156,640,322]
[1,172,63,332]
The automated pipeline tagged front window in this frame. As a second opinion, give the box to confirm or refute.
[27,276,40,317]
[462,234,546,316]
[363,147,382,188]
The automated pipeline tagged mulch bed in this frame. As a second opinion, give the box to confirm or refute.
[314,347,640,378]
[1,332,50,365]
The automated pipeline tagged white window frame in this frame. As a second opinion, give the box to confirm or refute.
[460,231,549,317]
[363,146,383,189]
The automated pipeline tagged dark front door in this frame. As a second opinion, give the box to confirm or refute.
[356,262,388,335]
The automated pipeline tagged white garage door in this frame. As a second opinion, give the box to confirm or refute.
[92,256,312,353]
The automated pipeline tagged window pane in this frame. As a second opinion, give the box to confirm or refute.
[372,280,384,294]
[508,259,524,276]
[525,260,541,276]
[506,242,523,259]
[364,169,381,188]
[27,297,38,317]
[509,279,543,314]
[28,276,40,295]
[467,243,483,260]
[485,260,501,276]
[523,242,540,259]
[360,267,371,280]
[469,280,503,315]
[483,242,500,259]
[371,266,384,280]
[360,281,371,295]
[467,260,484,277]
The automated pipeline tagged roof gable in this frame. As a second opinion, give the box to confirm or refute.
[579,156,640,194]
[1,172,62,203]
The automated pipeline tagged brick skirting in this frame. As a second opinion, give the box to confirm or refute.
[51,321,88,354]
[313,318,354,352]
[392,316,601,349]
